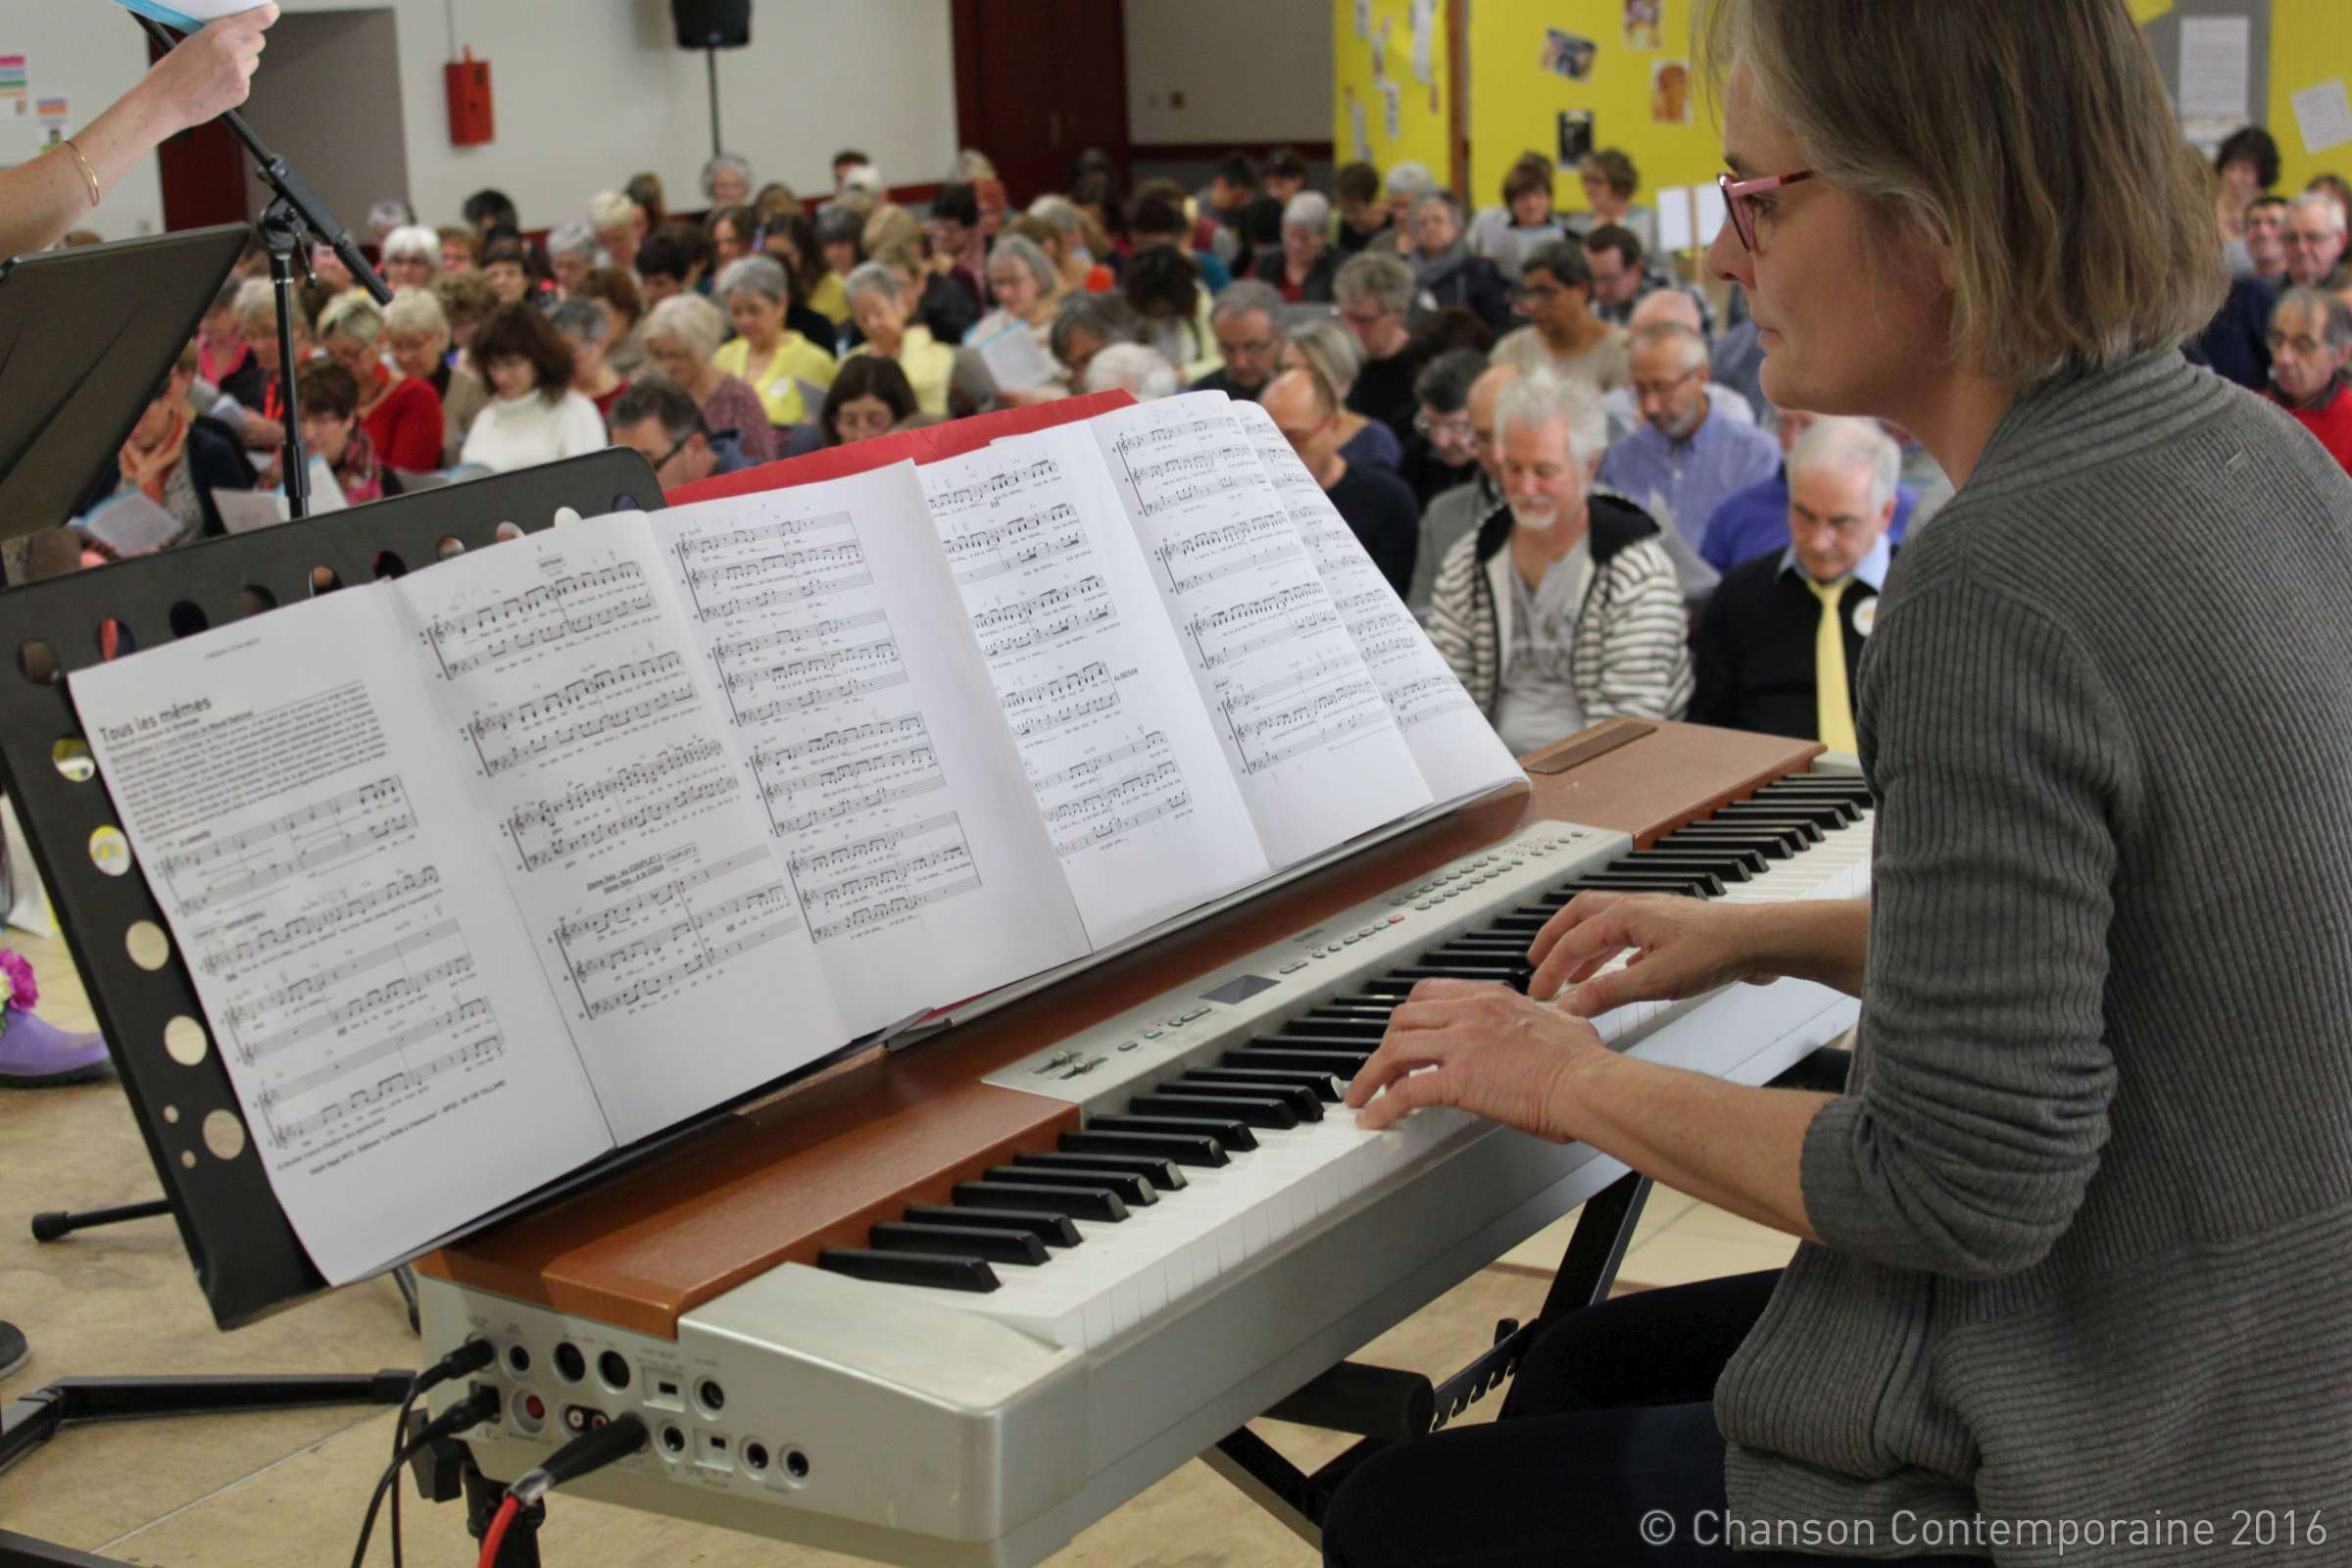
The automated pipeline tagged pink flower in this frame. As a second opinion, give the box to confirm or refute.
[0,950,38,1012]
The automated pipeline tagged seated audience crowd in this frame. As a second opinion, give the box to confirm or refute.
[62,125,2352,767]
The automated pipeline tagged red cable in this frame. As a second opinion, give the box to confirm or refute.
[477,1494,521,1568]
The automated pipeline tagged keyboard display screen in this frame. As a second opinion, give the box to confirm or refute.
[1200,974,1279,1006]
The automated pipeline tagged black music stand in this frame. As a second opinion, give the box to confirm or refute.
[0,226,249,546]
[0,454,662,1568]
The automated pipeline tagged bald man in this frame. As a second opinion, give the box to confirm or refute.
[1601,292,1755,434]
[1264,368,1419,597]
[1594,320,1779,557]
[1409,362,1518,613]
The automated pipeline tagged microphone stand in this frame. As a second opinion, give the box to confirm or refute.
[134,15,394,520]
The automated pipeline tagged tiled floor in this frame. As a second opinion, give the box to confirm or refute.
[0,928,1797,1567]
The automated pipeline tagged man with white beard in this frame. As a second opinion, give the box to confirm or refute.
[1425,372,1692,754]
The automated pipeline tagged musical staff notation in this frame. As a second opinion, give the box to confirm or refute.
[197,866,444,977]
[423,562,658,677]
[265,1028,507,1150]
[471,655,700,777]
[553,844,806,1019]
[166,778,418,915]
[224,916,464,1037]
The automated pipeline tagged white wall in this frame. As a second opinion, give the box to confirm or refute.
[1123,0,1332,146]
[24,0,958,242]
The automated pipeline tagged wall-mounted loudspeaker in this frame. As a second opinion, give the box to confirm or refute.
[671,0,751,49]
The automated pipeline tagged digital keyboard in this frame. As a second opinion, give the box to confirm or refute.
[414,721,1873,1567]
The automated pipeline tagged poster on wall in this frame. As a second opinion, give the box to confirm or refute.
[1410,0,1436,85]
[1652,60,1691,123]
[2292,79,2352,156]
[1557,110,1595,167]
[0,54,26,118]
[1623,0,1663,50]
[1542,28,1597,80]
[1382,77,1403,139]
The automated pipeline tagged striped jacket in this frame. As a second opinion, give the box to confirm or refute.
[1426,494,1694,724]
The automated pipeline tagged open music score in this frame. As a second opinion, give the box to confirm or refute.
[1093,395,1433,866]
[920,436,1267,949]
[67,396,1522,1288]
[1230,401,1519,803]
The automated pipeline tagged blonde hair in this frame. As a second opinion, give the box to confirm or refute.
[317,290,384,345]
[1285,319,1362,407]
[382,286,448,339]
[1698,0,2224,384]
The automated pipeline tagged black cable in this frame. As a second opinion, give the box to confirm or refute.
[352,1385,498,1568]
[352,1342,497,1568]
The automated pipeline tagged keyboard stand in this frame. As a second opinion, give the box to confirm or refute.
[1203,1169,1654,1549]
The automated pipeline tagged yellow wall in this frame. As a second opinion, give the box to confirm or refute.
[1332,0,1453,184]
[1439,0,2352,245]
[1461,0,1723,228]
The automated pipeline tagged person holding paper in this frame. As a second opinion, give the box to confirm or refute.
[1324,3,2352,1563]
[86,344,257,546]
[959,235,1071,409]
[0,5,275,260]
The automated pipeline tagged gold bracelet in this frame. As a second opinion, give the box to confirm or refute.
[60,139,102,209]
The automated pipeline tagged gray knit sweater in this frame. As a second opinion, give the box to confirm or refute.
[1714,353,2352,1562]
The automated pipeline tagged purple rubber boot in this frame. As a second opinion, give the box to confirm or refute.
[0,1005,112,1087]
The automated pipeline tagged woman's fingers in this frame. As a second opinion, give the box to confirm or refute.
[1352,1062,1452,1131]
[1524,891,1624,968]
[1527,900,1645,1002]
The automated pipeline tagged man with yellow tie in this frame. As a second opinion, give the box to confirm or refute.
[1688,417,1900,747]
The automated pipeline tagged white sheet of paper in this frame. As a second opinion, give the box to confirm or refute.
[1349,95,1373,164]
[81,490,183,556]
[1089,394,1432,868]
[975,322,1058,394]
[1655,187,1694,254]
[2292,78,2352,157]
[2179,16,2251,122]
[69,590,611,1284]
[387,514,849,1143]
[1230,401,1523,807]
[303,457,349,514]
[1382,78,1403,140]
[1353,0,1369,40]
[213,489,287,534]
[652,463,1091,1030]
[1694,182,1730,251]
[1409,0,1436,85]
[921,431,1271,948]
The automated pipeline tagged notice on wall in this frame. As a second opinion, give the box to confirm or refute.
[0,53,25,118]
[2178,15,2251,122]
[2292,78,2352,157]
[1409,0,1436,86]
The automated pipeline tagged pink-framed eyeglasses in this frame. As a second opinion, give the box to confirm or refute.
[1718,169,1815,252]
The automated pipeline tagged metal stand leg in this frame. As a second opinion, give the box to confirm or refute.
[28,1200,170,1243]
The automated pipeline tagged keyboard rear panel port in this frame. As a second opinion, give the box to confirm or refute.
[742,1442,770,1472]
[505,1345,531,1376]
[660,1424,687,1456]
[553,1343,585,1383]
[562,1405,609,1434]
[785,1448,810,1481]
[598,1350,631,1392]
[696,1378,725,1414]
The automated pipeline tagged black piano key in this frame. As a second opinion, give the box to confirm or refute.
[1059,1126,1230,1168]
[1127,1092,1299,1132]
[1754,777,1873,799]
[1385,964,1525,984]
[985,1164,1157,1206]
[1569,869,1727,898]
[1183,1066,1348,1102]
[870,1221,1048,1267]
[1656,826,1801,858]
[952,1180,1129,1222]
[1230,1048,1372,1077]
[1747,786,1865,818]
[1172,1076,1325,1120]
[1319,993,1406,1011]
[1614,850,1761,881]
[1268,1031,1390,1052]
[903,1202,1083,1248]
[1278,1016,1386,1040]
[1012,1151,1189,1191]
[1089,1112,1258,1152]
[1706,808,1834,837]
[819,1249,1000,1293]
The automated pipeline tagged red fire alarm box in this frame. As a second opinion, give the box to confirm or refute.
[446,49,494,146]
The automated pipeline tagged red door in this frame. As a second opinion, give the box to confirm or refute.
[952,0,1130,207]
[149,33,250,230]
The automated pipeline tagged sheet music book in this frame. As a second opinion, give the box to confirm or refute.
[67,393,1521,1286]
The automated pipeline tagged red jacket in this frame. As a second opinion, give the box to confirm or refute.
[363,374,447,474]
[2273,375,2352,475]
